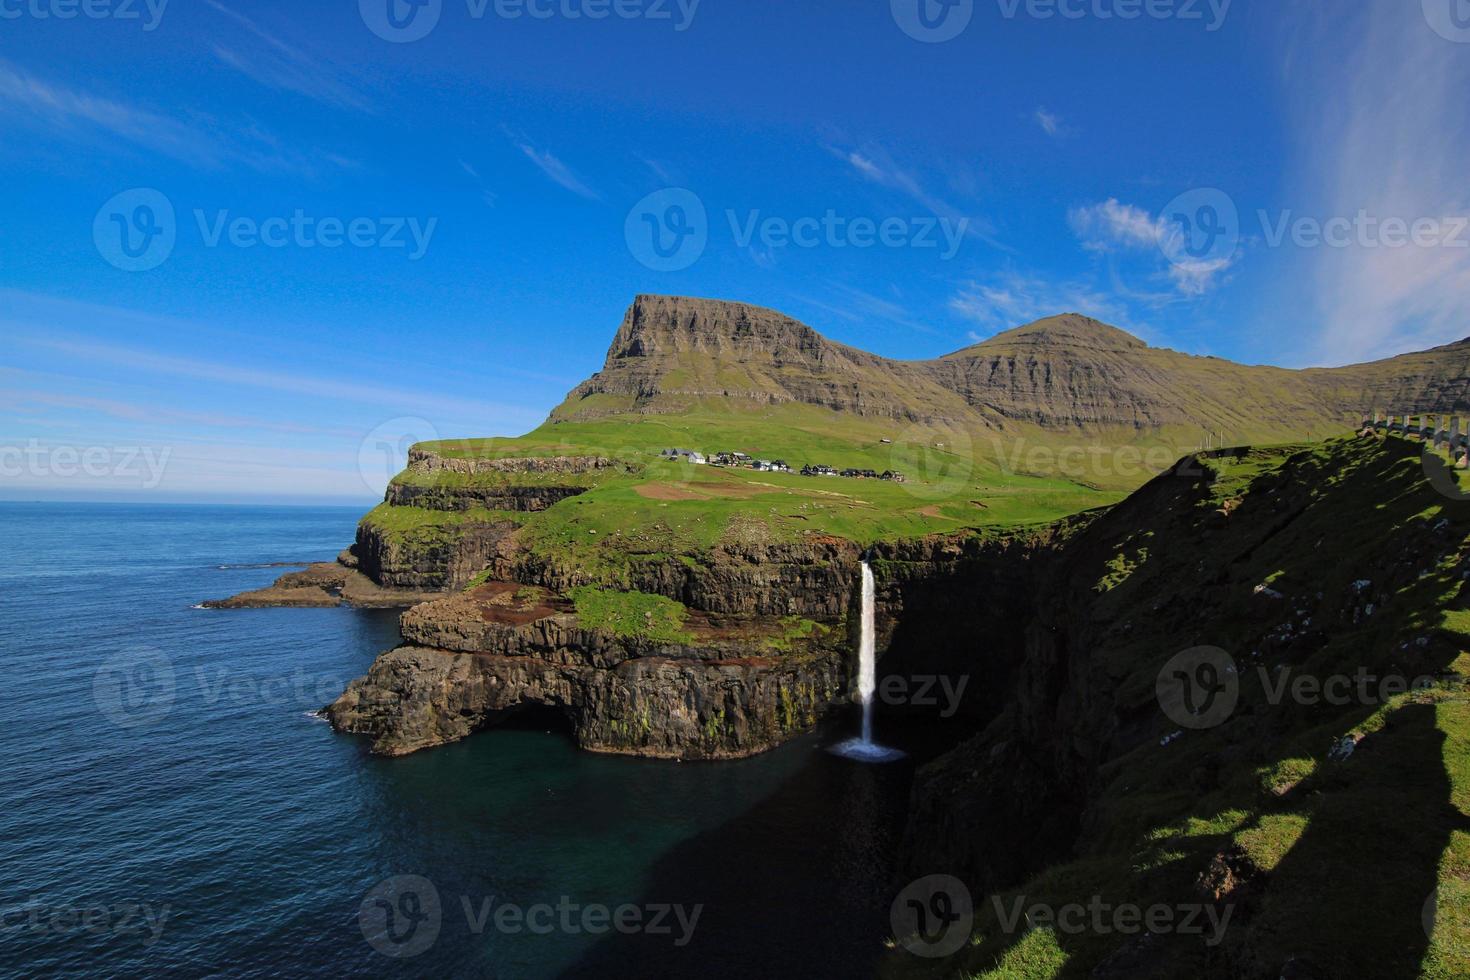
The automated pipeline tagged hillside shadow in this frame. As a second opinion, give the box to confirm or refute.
[1227,699,1469,978]
[555,721,952,979]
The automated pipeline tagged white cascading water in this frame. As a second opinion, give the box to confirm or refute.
[830,559,904,763]
[858,560,877,744]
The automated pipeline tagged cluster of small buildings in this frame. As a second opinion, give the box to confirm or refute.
[659,448,904,482]
[803,465,906,482]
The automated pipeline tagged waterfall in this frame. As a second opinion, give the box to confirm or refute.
[858,560,877,744]
[830,558,904,763]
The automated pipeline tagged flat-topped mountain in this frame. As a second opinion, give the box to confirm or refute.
[557,295,1470,439]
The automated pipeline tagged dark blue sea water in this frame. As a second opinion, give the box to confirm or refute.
[0,503,924,978]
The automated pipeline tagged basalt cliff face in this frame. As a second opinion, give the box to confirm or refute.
[556,295,1470,434]
[325,583,846,759]
[322,525,1074,760]
[216,297,1470,775]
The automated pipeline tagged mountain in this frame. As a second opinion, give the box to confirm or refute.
[555,294,1470,441]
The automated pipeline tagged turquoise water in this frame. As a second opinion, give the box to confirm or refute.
[0,503,919,977]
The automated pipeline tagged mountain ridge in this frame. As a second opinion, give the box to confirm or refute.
[555,295,1470,438]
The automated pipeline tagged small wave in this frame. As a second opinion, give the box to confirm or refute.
[189,603,210,610]
[303,711,331,724]
[215,562,314,570]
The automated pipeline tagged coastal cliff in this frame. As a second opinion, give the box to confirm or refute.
[889,435,1470,977]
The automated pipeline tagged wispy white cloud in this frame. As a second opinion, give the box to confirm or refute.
[508,133,602,201]
[949,270,1139,338]
[1035,107,1064,138]
[1069,197,1237,296]
[830,143,998,244]
[1274,0,1470,363]
[205,1,372,112]
[1070,198,1166,250]
[11,334,542,427]
[0,58,352,176]
[798,282,937,336]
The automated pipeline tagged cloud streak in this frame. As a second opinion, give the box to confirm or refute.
[1275,0,1470,363]
[205,1,372,112]
[510,134,602,201]
[0,58,353,176]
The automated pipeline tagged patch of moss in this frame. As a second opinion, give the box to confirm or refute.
[568,587,694,644]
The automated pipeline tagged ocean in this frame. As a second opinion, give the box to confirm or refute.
[0,503,925,978]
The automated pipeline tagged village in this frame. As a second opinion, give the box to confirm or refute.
[659,448,907,483]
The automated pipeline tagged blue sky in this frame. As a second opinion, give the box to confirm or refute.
[2,0,1468,502]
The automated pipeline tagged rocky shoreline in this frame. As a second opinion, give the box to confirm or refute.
[201,551,443,609]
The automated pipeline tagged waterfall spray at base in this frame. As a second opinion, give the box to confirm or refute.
[830,559,905,763]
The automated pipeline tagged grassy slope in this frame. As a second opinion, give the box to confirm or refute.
[898,437,1470,979]
[370,403,1138,577]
